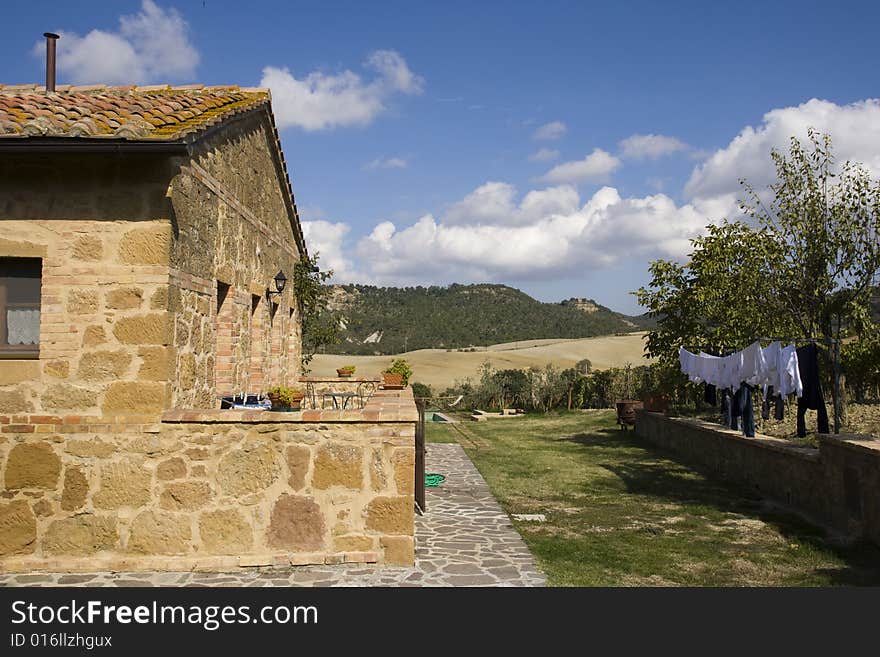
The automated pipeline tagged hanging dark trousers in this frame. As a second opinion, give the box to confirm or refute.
[796,342,830,436]
[704,383,717,406]
[730,383,755,437]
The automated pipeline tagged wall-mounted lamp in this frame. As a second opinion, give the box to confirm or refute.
[267,270,287,298]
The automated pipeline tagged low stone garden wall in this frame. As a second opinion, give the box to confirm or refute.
[0,389,417,572]
[635,409,880,546]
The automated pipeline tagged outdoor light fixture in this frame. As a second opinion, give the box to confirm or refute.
[267,270,287,297]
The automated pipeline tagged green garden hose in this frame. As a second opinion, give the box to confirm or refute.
[425,473,446,487]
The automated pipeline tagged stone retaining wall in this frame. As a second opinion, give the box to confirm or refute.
[0,389,417,571]
[635,410,880,546]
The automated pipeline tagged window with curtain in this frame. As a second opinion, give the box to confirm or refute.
[0,258,41,357]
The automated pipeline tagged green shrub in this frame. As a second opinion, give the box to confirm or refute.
[383,359,413,385]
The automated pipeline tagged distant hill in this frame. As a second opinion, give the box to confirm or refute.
[317,283,655,355]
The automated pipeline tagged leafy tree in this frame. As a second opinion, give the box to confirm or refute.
[741,130,880,341]
[293,252,337,370]
[636,132,880,413]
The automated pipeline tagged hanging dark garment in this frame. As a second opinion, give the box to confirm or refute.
[761,386,772,420]
[721,388,732,427]
[731,382,755,437]
[796,342,829,436]
[704,383,717,406]
[774,393,785,421]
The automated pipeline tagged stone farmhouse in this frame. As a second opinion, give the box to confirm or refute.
[0,83,417,571]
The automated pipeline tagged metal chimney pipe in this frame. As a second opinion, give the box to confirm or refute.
[43,32,59,92]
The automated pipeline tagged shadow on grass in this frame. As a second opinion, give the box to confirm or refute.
[559,427,880,586]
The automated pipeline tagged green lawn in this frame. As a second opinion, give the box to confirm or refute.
[426,411,880,586]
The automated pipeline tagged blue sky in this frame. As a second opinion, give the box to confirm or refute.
[3,0,880,314]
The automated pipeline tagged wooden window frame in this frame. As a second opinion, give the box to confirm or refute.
[0,258,41,359]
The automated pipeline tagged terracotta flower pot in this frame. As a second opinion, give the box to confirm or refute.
[382,372,404,388]
[337,368,354,377]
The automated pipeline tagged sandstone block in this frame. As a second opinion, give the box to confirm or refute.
[102,381,166,413]
[118,225,170,265]
[365,496,414,534]
[67,439,115,458]
[370,448,387,492]
[82,325,107,347]
[160,481,211,510]
[199,509,253,553]
[217,443,280,496]
[0,361,39,385]
[43,515,117,556]
[32,498,53,516]
[266,494,325,551]
[41,383,96,411]
[43,360,69,379]
[179,353,197,390]
[138,346,171,380]
[106,287,143,310]
[150,287,168,310]
[381,535,415,566]
[127,510,190,555]
[312,443,363,490]
[333,535,375,552]
[156,457,186,480]
[4,442,61,489]
[0,388,33,413]
[285,445,310,491]
[393,448,415,495]
[113,313,169,345]
[0,500,36,555]
[72,234,103,261]
[61,465,88,511]
[68,289,99,314]
[78,350,132,381]
[92,460,151,509]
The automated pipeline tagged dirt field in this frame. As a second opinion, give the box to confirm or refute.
[310,332,651,390]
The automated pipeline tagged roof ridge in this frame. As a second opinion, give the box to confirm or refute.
[0,83,269,96]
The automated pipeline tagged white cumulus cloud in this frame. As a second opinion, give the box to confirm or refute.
[300,220,359,282]
[619,133,690,160]
[261,50,424,131]
[539,149,621,184]
[305,97,880,290]
[533,121,567,140]
[353,184,711,284]
[34,1,199,85]
[685,98,880,202]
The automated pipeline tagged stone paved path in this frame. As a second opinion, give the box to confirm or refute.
[0,444,546,587]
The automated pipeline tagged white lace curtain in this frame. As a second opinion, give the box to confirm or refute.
[7,309,39,345]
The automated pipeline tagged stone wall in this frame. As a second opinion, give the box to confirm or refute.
[167,111,303,405]
[0,110,305,415]
[0,216,172,417]
[0,389,417,571]
[635,410,880,546]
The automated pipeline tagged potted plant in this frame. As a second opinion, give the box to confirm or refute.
[382,359,412,389]
[266,385,305,411]
[336,365,356,378]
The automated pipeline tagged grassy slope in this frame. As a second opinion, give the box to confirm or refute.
[310,332,651,391]
[427,412,880,586]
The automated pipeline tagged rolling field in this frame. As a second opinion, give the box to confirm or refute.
[310,332,651,390]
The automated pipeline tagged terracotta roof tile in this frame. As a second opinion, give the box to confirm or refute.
[0,84,269,141]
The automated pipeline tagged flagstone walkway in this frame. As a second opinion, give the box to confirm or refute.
[0,444,546,587]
